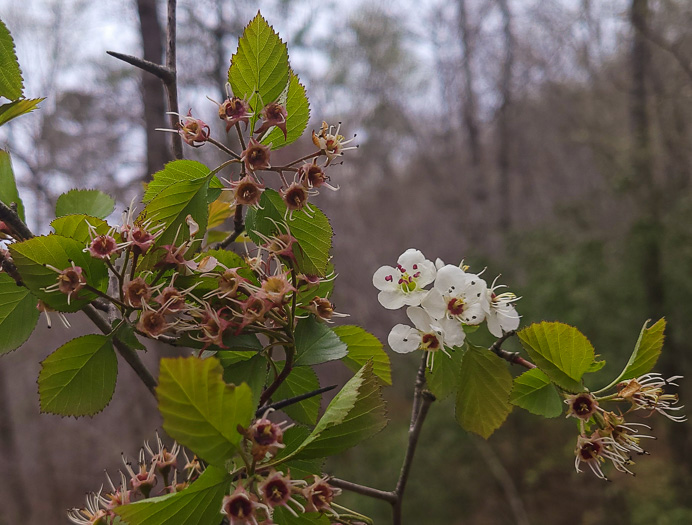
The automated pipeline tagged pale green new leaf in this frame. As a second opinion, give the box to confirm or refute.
[0,150,25,221]
[38,334,117,416]
[55,189,115,219]
[143,160,210,203]
[334,325,392,385]
[115,465,230,525]
[261,72,310,149]
[455,345,513,439]
[157,356,254,469]
[0,20,23,100]
[9,235,109,312]
[289,362,387,460]
[275,364,321,425]
[509,368,563,418]
[294,316,348,366]
[426,345,466,400]
[245,189,332,276]
[0,98,43,126]
[51,214,110,245]
[0,273,39,354]
[221,353,267,409]
[517,322,595,392]
[228,11,290,127]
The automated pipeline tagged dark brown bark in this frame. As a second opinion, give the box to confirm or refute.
[497,0,514,232]
[136,0,170,178]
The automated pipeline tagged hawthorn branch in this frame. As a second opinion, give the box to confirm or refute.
[489,330,535,369]
[213,205,245,250]
[0,201,33,241]
[328,478,396,504]
[255,384,337,417]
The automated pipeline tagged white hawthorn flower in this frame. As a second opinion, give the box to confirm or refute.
[373,249,437,309]
[421,265,487,325]
[388,307,465,368]
[484,276,521,337]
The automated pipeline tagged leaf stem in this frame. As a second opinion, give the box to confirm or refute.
[489,330,535,369]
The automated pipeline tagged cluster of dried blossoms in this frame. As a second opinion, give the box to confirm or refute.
[566,373,685,480]
[163,83,356,217]
[68,415,345,525]
[373,249,520,368]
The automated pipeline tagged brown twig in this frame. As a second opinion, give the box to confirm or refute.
[255,384,337,417]
[259,345,294,406]
[0,201,33,240]
[212,204,245,250]
[105,51,173,82]
[489,330,535,369]
[329,478,397,504]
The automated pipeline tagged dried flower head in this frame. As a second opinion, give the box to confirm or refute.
[219,96,252,132]
[254,102,288,138]
[302,475,342,515]
[43,261,87,305]
[241,138,271,172]
[177,109,210,147]
[230,175,265,206]
[617,373,686,422]
[312,121,357,165]
[123,277,153,308]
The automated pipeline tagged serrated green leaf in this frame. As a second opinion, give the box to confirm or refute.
[245,189,332,276]
[294,316,348,366]
[55,189,115,219]
[509,368,563,418]
[296,263,335,307]
[51,214,110,245]
[455,345,513,438]
[0,20,23,100]
[261,72,310,149]
[38,334,117,416]
[274,426,324,480]
[275,364,321,425]
[0,150,24,221]
[0,273,39,354]
[9,235,109,312]
[288,362,387,460]
[517,322,595,392]
[425,345,466,400]
[157,356,254,469]
[0,98,43,126]
[586,360,606,373]
[229,11,290,130]
[112,320,145,350]
[333,325,392,386]
[143,160,210,203]
[115,465,230,525]
[595,318,666,394]
[222,354,267,408]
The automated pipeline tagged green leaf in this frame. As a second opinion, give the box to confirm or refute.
[509,368,563,418]
[294,316,348,366]
[38,334,117,416]
[9,235,109,312]
[112,320,145,350]
[275,364,321,425]
[245,189,332,276]
[51,214,110,245]
[517,322,595,392]
[296,263,335,307]
[595,318,666,394]
[261,72,310,149]
[273,508,330,525]
[55,189,115,219]
[222,354,267,408]
[333,325,392,385]
[455,345,513,439]
[425,345,466,400]
[0,20,23,100]
[229,11,290,128]
[157,356,254,469]
[274,426,324,480]
[0,98,43,126]
[115,465,230,525]
[143,160,210,203]
[0,150,24,221]
[586,359,606,373]
[0,273,39,354]
[289,362,387,460]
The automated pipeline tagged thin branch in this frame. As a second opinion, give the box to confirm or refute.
[329,478,397,504]
[212,205,245,250]
[165,0,183,159]
[409,352,428,430]
[255,384,337,417]
[0,201,33,240]
[207,137,241,160]
[82,305,158,397]
[0,255,24,287]
[105,51,173,82]
[259,344,294,406]
[489,330,535,369]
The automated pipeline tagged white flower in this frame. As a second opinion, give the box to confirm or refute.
[388,306,466,359]
[421,265,487,325]
[373,249,437,309]
[484,276,520,337]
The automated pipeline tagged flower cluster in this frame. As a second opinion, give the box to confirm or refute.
[566,374,685,480]
[373,249,520,367]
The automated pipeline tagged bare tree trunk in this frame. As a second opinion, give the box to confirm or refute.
[136,0,170,178]
[496,0,514,232]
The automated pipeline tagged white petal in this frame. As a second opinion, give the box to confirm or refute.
[373,265,399,291]
[420,288,446,320]
[414,259,437,288]
[406,306,433,332]
[462,274,488,301]
[461,302,485,325]
[397,248,427,270]
[486,313,504,338]
[378,290,407,310]
[388,324,421,353]
[435,258,446,270]
[402,289,427,307]
[434,265,469,295]
[437,318,466,347]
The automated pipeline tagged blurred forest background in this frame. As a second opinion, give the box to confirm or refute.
[1,0,692,523]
